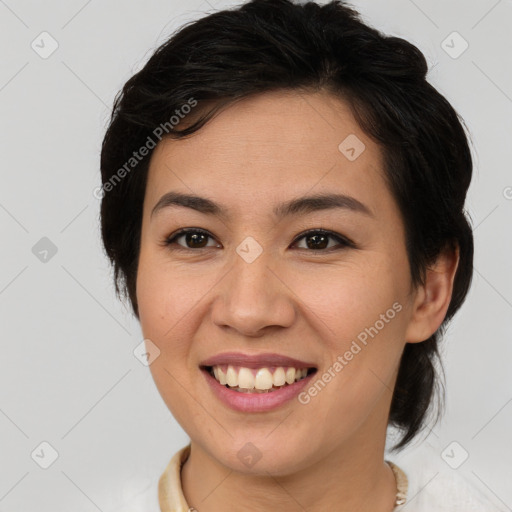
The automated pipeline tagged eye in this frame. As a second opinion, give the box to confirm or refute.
[164,228,354,252]
[164,228,220,250]
[291,229,354,251]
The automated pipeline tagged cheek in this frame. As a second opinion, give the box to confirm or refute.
[290,258,403,336]
[290,263,407,396]
[297,297,405,442]
[136,260,167,337]
[136,256,199,425]
[136,251,195,337]
[135,252,218,376]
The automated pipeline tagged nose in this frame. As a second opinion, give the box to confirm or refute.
[210,249,296,337]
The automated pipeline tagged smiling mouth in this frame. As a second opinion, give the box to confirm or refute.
[202,365,317,393]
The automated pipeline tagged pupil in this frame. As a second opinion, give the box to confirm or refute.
[187,232,207,248]
[307,233,328,250]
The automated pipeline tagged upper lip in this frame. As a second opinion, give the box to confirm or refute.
[200,352,317,369]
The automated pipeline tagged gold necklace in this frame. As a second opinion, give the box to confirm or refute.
[387,460,408,506]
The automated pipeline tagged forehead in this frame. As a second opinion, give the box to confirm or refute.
[144,90,389,217]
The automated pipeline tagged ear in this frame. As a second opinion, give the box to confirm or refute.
[405,243,460,343]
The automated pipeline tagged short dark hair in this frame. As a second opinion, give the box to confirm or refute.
[99,0,474,451]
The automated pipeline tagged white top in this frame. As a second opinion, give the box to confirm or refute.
[394,462,503,511]
[110,444,504,511]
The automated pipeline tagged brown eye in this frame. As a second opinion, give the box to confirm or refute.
[165,229,219,250]
[292,230,353,251]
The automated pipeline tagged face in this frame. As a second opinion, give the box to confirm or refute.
[136,90,419,475]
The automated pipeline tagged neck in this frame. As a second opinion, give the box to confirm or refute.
[181,406,398,512]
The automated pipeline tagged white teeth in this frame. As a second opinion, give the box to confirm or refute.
[238,367,255,389]
[226,365,238,387]
[217,366,227,385]
[285,367,296,385]
[273,367,286,386]
[254,368,273,390]
[209,365,311,392]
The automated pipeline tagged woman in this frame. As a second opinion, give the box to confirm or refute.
[99,1,487,510]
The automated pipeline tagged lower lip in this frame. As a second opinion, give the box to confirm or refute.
[201,368,316,412]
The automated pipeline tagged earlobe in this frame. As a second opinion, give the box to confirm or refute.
[405,244,460,344]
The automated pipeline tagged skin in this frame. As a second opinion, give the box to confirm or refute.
[136,90,459,512]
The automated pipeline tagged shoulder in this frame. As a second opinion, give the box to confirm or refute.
[404,470,497,511]
[391,447,507,512]
[108,475,160,512]
[106,444,191,512]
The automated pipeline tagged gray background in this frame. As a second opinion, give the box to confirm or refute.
[0,0,511,510]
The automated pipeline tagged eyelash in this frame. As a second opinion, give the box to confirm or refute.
[163,228,355,253]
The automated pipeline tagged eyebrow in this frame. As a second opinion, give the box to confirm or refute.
[150,191,374,221]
